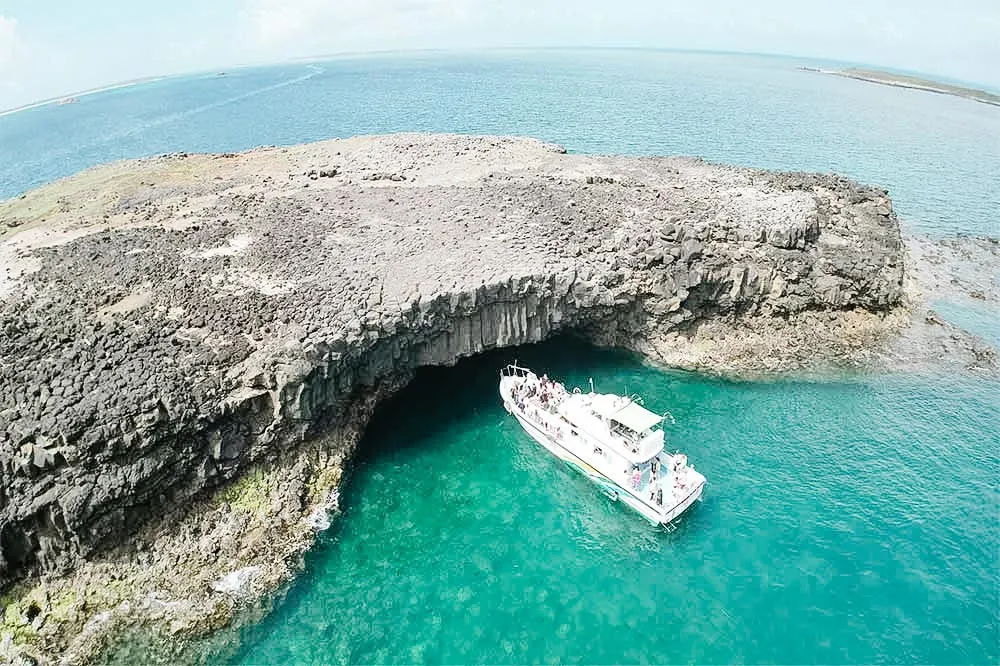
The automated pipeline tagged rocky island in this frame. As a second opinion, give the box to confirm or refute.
[0,134,994,663]
[803,66,1000,107]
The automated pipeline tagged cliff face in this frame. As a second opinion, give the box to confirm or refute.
[0,134,903,596]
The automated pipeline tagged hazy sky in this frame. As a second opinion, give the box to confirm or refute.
[1,0,998,109]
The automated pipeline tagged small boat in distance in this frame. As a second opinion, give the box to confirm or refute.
[500,364,706,527]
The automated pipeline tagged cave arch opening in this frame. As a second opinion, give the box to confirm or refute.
[353,333,644,466]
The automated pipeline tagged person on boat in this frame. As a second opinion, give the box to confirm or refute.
[631,466,641,490]
[656,486,664,506]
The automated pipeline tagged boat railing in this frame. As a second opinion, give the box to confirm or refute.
[501,363,531,378]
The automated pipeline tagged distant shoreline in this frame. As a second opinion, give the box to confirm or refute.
[803,66,1000,107]
[4,54,998,118]
[0,76,167,118]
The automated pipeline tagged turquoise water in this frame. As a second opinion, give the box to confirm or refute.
[224,340,999,665]
[2,50,999,236]
[2,51,998,664]
[932,299,1000,348]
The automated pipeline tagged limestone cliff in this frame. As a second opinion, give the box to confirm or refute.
[0,134,908,661]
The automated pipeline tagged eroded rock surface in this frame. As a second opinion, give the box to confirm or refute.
[880,234,1000,373]
[0,133,916,660]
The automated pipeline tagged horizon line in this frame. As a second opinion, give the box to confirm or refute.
[2,45,996,116]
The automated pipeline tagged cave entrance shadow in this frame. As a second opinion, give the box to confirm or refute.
[356,332,643,463]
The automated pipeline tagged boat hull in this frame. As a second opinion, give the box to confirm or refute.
[503,390,704,527]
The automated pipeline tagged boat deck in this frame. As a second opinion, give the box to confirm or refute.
[500,365,706,526]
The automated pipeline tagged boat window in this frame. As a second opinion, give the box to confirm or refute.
[609,420,639,442]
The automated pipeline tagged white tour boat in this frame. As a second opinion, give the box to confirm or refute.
[499,364,706,527]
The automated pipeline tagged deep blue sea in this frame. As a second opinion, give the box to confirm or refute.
[1,51,997,664]
[2,51,999,237]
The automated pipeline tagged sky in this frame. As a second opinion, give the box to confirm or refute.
[0,0,998,110]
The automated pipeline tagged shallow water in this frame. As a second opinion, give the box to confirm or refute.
[223,340,999,664]
[3,51,998,664]
[932,299,1000,348]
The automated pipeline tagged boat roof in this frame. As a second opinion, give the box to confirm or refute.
[589,394,662,433]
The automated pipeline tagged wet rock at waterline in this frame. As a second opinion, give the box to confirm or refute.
[0,133,989,662]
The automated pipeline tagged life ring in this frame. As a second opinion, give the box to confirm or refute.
[573,387,582,394]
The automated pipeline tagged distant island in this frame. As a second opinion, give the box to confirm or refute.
[0,75,166,117]
[802,66,1000,107]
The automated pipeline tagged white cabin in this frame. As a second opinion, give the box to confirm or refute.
[500,364,705,526]
[558,392,665,464]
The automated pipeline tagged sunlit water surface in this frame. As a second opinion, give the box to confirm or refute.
[2,51,999,236]
[2,51,997,664]
[224,341,998,664]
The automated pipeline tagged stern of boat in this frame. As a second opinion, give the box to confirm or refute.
[656,457,707,526]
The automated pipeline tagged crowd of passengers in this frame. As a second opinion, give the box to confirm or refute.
[628,458,667,506]
[512,373,565,411]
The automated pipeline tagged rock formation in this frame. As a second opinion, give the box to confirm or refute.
[0,133,915,661]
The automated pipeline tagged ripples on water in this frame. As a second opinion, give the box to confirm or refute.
[2,51,998,664]
[213,339,1000,665]
[1,51,999,236]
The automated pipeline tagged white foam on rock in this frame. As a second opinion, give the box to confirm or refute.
[306,488,340,531]
[306,506,331,531]
[210,565,262,596]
